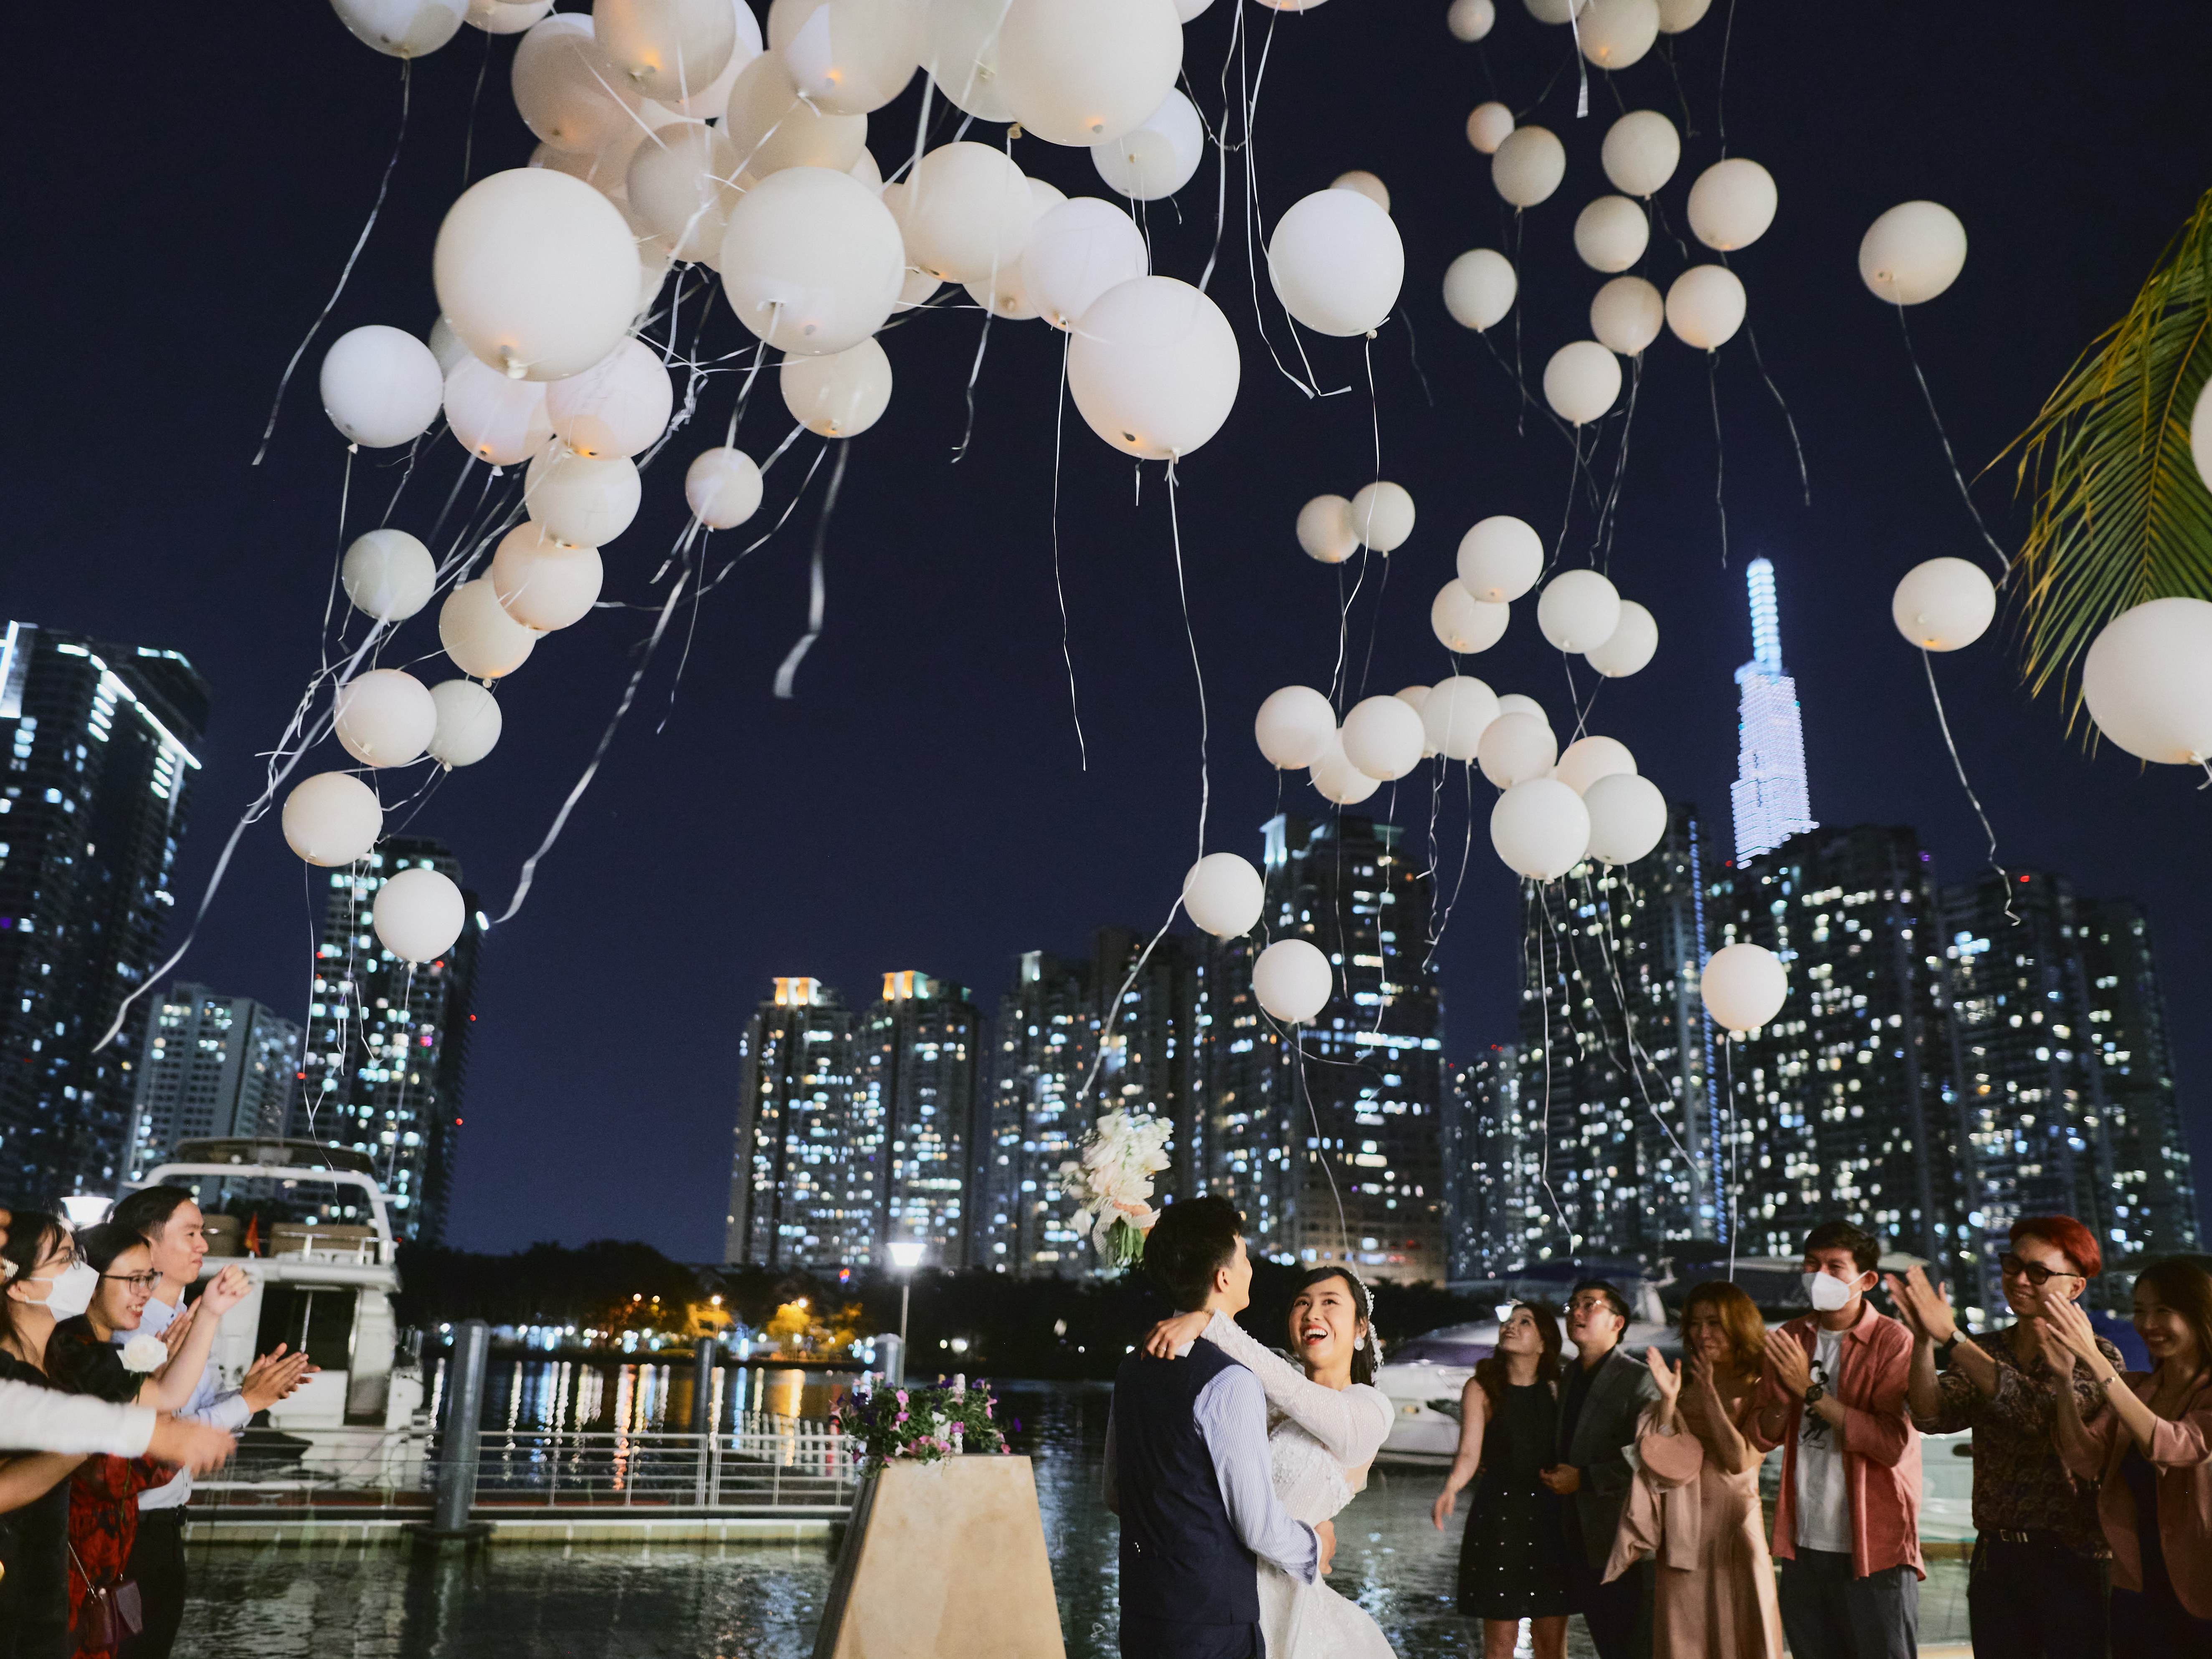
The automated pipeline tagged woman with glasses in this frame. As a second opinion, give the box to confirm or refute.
[1890,1215,2123,1659]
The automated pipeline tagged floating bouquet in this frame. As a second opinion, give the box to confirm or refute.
[831,1380,1008,1474]
[1059,1108,1173,1267]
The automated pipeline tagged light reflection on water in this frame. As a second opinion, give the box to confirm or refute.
[426,1357,851,1435]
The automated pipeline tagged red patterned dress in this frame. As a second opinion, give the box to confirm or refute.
[44,1319,172,1656]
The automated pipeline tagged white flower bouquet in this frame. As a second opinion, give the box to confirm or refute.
[120,1334,167,1375]
[1059,1109,1173,1267]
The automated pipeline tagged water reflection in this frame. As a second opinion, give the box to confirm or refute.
[427,1358,850,1433]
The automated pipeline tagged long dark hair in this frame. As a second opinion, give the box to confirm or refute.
[2136,1258,2212,1388]
[1680,1280,1766,1382]
[1474,1300,1562,1413]
[1293,1264,1377,1385]
[0,1211,71,1361]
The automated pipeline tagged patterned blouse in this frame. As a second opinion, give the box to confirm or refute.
[1914,1323,2124,1557]
[45,1317,170,1655]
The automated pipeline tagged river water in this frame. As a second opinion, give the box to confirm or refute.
[185,1368,1970,1656]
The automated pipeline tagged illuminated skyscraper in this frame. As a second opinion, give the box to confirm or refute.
[1730,559,1817,864]
[977,951,1097,1274]
[861,972,981,1266]
[1444,1047,1533,1280]
[126,986,300,1177]
[725,978,873,1268]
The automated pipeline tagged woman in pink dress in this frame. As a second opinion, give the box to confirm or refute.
[1605,1279,1783,1659]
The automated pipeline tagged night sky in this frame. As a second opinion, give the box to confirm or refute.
[16,4,2212,1259]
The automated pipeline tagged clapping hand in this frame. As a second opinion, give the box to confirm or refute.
[201,1264,251,1318]
[241,1345,318,1412]
[1761,1329,1812,1398]
[157,1302,198,1358]
[2028,1316,2076,1378]
[2037,1298,2106,1371]
[1141,1310,1211,1359]
[1883,1266,1956,1346]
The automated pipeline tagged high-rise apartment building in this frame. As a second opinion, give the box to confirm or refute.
[296,837,481,1243]
[126,985,301,1178]
[726,978,872,1269]
[0,621,209,1207]
[1730,558,1817,865]
[978,951,1097,1274]
[1444,1046,1532,1280]
[861,972,980,1267]
[1091,928,1207,1199]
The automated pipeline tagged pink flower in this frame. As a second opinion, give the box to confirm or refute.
[895,1410,908,1423]
[895,1390,908,1406]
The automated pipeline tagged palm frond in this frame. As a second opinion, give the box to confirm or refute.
[2008,187,2212,722]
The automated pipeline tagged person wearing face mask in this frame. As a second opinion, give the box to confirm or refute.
[1543,1279,1661,1659]
[1889,1214,2123,1659]
[1750,1221,1921,1659]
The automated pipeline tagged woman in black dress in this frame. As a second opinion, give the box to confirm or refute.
[1,1212,95,1659]
[1432,1302,1574,1659]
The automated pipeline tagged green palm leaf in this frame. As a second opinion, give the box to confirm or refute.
[2009,187,2212,722]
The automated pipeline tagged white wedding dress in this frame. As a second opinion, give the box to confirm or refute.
[1201,1311,1399,1659]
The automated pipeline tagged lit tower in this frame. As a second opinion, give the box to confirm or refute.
[1729,558,1817,864]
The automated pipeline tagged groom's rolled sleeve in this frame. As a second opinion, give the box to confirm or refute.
[1194,1365,1320,1585]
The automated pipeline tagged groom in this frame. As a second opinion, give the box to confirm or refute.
[1105,1195,1333,1659]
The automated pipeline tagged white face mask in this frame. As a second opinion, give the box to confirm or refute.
[1804,1271,1861,1313]
[34,1260,99,1320]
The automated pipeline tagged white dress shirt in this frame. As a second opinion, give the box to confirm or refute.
[124,1291,252,1509]
[0,1380,156,1456]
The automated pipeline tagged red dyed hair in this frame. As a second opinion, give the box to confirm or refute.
[2011,1215,2102,1280]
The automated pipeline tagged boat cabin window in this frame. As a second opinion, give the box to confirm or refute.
[256,1285,356,1374]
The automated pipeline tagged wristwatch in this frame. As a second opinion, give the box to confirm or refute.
[1802,1382,1826,1408]
[1933,1333,1961,1364]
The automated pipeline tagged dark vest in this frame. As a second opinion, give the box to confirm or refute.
[1112,1337,1262,1629]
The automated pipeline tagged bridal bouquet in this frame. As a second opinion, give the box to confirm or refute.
[831,1380,1008,1474]
[1058,1108,1172,1267]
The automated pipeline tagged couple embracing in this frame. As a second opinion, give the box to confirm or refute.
[1105,1195,1397,1659]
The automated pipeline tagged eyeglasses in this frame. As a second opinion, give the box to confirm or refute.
[100,1271,160,1292]
[1999,1253,2084,1288]
[1566,1296,1617,1315]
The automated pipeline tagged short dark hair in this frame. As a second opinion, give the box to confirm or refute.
[1569,1279,1631,1326]
[1145,1195,1244,1311]
[73,1221,152,1275]
[109,1186,196,1241]
[1802,1221,1881,1276]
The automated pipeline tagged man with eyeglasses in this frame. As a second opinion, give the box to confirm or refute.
[1889,1215,2122,1659]
[1541,1279,1659,1658]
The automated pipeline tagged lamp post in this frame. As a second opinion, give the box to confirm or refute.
[887,1240,925,1349]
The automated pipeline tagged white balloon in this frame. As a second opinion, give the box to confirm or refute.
[1701,942,1787,1033]
[1432,583,1510,653]
[1665,264,1746,350]
[342,530,438,623]
[723,51,868,176]
[428,315,472,376]
[1456,516,1542,602]
[1310,734,1382,805]
[720,166,905,353]
[1577,0,1658,66]
[1496,693,1548,724]
[1523,0,1587,21]
[1352,481,1416,552]
[1173,0,1213,16]
[439,579,539,679]
[1092,90,1204,202]
[1687,157,1777,251]
[925,0,1016,121]
[1556,734,1636,794]
[1256,685,1338,769]
[625,122,739,261]
[374,866,468,964]
[1478,711,1558,787]
[768,0,920,115]
[596,0,738,103]
[1584,771,1667,864]
[1447,0,1496,38]
[545,337,674,458]
[434,167,641,380]
[1183,853,1264,938]
[1655,0,1707,28]
[320,325,444,449]
[427,680,504,767]
[1297,495,1359,564]
[995,0,1183,147]
[659,0,765,117]
[1585,599,1658,676]
[1396,684,1432,712]
[492,522,604,630]
[2081,598,2212,765]
[1600,109,1678,198]
[851,144,883,187]
[1491,126,1565,208]
[443,357,554,465]
[1490,776,1590,881]
[1252,938,1332,1023]
[1590,274,1664,355]
[1066,276,1239,460]
[1891,558,1996,652]
[332,669,437,769]
[1267,189,1405,338]
[1859,201,1968,306]
[1022,197,1149,330]
[781,336,893,436]
[513,15,645,153]
[332,0,468,56]
[1537,568,1622,652]
[686,446,763,527]
[1442,249,1516,332]
[1573,196,1648,274]
[1543,340,1622,426]
[283,772,384,867]
[1421,676,1501,762]
[526,448,641,545]
[2197,379,2212,496]
[1331,171,1389,213]
[1464,101,1515,155]
[904,142,1037,286]
[1341,695,1426,781]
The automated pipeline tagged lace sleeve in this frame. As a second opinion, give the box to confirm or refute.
[1201,1312,1393,1465]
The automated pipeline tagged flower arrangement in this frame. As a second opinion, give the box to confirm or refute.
[830,1379,1009,1474]
[120,1334,167,1375]
[1059,1108,1173,1266]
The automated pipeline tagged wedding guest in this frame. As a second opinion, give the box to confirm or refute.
[1890,1214,2122,1659]
[2038,1258,2212,1656]
[1545,1279,1660,1659]
[1752,1221,1921,1659]
[1607,1281,1781,1659]
[1432,1302,1573,1659]
[1,1213,91,1659]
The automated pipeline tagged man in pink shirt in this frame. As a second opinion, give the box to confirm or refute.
[1750,1221,1923,1659]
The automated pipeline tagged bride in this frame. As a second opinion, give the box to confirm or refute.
[1144,1265,1398,1659]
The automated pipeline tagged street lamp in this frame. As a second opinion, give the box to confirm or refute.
[887,1240,925,1348]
